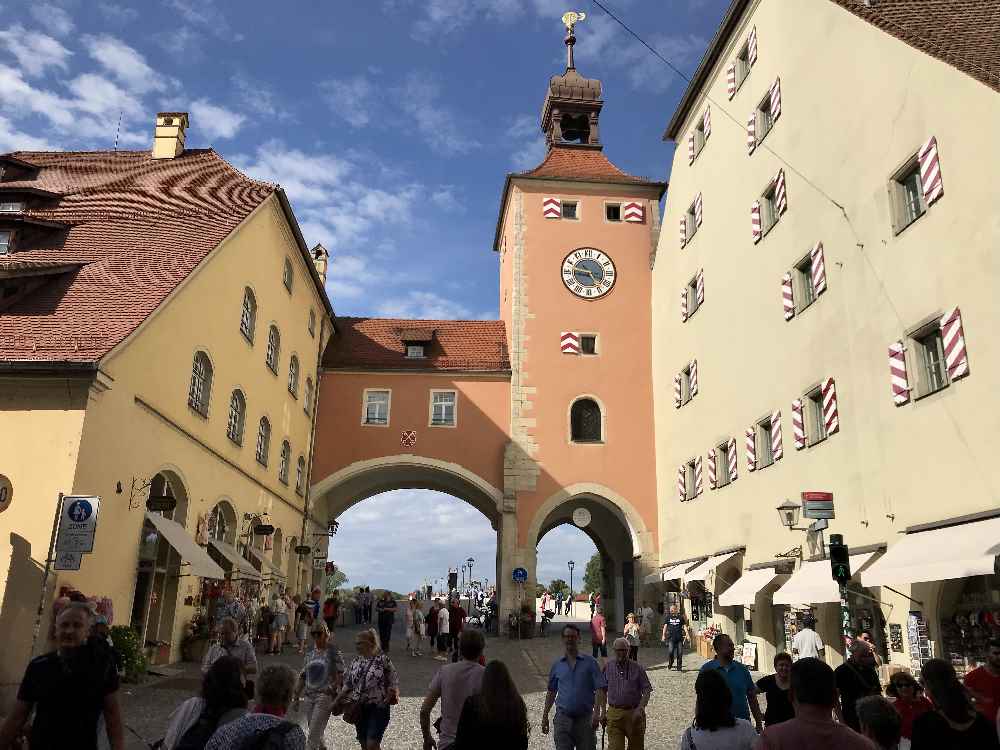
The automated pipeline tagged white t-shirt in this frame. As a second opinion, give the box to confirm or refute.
[438,606,450,635]
[679,719,757,750]
[791,628,824,659]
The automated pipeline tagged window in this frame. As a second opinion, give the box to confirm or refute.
[580,334,597,355]
[288,355,299,397]
[914,326,948,396]
[755,417,774,468]
[735,43,751,87]
[0,201,24,212]
[308,310,316,337]
[805,388,827,445]
[760,184,778,235]
[685,460,697,500]
[570,398,602,443]
[715,443,731,488]
[240,287,256,342]
[304,377,314,416]
[892,159,925,233]
[680,364,694,405]
[226,389,246,445]
[693,119,707,158]
[685,201,698,241]
[295,456,306,496]
[266,325,280,373]
[282,258,293,291]
[406,345,425,359]
[256,417,271,466]
[794,255,815,311]
[605,203,621,222]
[561,200,579,220]
[686,276,700,318]
[0,230,11,254]
[755,93,775,143]
[187,351,213,416]
[430,391,457,426]
[363,390,390,425]
[278,441,290,484]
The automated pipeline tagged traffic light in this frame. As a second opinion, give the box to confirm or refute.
[829,533,851,584]
[448,570,458,591]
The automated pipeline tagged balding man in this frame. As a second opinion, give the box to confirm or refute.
[603,637,651,750]
[834,639,882,731]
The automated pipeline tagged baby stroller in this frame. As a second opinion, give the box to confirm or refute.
[539,607,556,637]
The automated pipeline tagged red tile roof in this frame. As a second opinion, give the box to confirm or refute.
[0,149,275,364]
[324,317,510,373]
[518,145,660,186]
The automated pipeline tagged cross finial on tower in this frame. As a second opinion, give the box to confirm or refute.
[561,11,586,70]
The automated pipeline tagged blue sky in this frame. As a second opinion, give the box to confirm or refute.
[0,0,729,592]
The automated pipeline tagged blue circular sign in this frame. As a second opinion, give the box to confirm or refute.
[67,499,93,523]
[512,567,528,583]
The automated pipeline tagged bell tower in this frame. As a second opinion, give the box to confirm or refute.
[492,12,666,629]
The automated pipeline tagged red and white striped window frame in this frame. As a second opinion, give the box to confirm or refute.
[891,135,944,235]
[897,307,970,401]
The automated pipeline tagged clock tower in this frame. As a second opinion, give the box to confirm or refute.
[493,15,666,628]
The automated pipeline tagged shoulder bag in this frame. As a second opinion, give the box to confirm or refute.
[334,657,376,725]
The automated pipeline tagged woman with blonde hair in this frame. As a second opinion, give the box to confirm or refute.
[336,628,399,750]
[404,598,424,657]
[623,612,641,661]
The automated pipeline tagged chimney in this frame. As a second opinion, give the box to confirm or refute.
[152,112,189,159]
[311,243,329,283]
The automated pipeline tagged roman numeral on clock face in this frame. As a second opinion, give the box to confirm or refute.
[561,248,617,300]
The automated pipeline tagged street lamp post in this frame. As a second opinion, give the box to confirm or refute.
[461,564,466,591]
[568,560,575,618]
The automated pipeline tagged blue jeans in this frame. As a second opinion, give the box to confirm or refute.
[554,710,596,750]
[667,639,683,669]
[355,703,390,745]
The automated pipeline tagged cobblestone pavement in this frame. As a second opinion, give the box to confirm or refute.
[120,615,728,750]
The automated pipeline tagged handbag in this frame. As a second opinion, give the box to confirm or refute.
[334,656,377,725]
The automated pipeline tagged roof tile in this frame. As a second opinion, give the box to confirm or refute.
[518,145,660,185]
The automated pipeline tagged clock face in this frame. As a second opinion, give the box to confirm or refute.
[561,248,616,300]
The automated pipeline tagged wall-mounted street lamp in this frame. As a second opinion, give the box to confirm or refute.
[776,499,810,531]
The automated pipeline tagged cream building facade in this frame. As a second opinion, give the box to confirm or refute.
[0,114,333,704]
[651,0,1000,672]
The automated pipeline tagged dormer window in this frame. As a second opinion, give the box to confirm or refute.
[0,201,24,213]
[0,231,11,255]
[406,345,425,359]
[398,328,434,359]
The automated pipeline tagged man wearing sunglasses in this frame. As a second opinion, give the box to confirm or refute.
[542,624,607,750]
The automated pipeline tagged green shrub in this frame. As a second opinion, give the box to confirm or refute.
[110,625,147,683]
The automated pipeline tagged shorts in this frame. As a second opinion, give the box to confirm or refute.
[296,621,308,640]
[355,703,391,745]
[274,613,288,631]
[592,642,607,658]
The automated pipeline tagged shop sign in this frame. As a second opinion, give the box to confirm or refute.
[55,496,101,554]
[254,523,275,536]
[802,491,835,519]
[312,557,326,570]
[0,474,12,514]
[146,495,177,513]
[294,545,312,556]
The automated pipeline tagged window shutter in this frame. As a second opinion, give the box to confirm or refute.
[673,374,682,408]
[746,112,757,156]
[751,201,762,243]
[810,242,827,296]
[703,107,712,139]
[888,342,911,405]
[677,465,686,503]
[781,272,795,321]
[771,409,783,460]
[707,448,717,490]
[695,193,704,228]
[918,135,944,206]
[622,202,644,222]
[745,427,756,471]
[748,26,758,66]
[543,197,561,218]
[695,455,703,497]
[727,437,738,481]
[939,307,970,381]
[560,331,581,354]
[680,287,688,322]
[775,169,787,216]
[689,359,698,396]
[726,63,737,99]
[696,269,705,305]
[679,216,687,247]
[791,399,805,449]
[688,133,696,164]
[769,77,782,121]
[821,377,840,435]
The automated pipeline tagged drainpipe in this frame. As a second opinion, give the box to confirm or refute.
[299,316,328,592]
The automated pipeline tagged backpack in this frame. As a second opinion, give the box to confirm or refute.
[238,722,297,750]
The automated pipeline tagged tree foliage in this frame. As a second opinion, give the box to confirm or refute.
[325,568,348,595]
[548,579,570,597]
[583,552,603,594]
[534,582,546,598]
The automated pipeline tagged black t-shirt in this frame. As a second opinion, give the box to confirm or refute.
[18,645,119,750]
[376,598,395,625]
[911,710,1000,750]
[665,614,687,641]
[834,661,881,731]
[755,674,794,726]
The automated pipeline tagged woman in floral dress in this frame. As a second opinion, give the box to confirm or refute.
[336,628,399,750]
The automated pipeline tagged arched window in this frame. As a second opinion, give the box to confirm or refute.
[304,377,314,416]
[295,456,306,495]
[187,351,213,416]
[266,325,280,373]
[256,417,271,466]
[278,440,290,484]
[288,355,299,397]
[226,389,246,445]
[308,310,316,337]
[570,398,602,443]
[282,258,293,292]
[208,501,235,543]
[239,287,256,342]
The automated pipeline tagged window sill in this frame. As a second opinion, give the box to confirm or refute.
[278,478,289,486]
[760,218,779,239]
[571,440,605,446]
[754,459,774,471]
[795,298,816,316]
[806,434,827,449]
[430,422,457,428]
[188,403,209,419]
[892,208,927,237]
[241,331,254,346]
[913,382,949,402]
[288,390,298,400]
[266,365,279,376]
[295,489,304,497]
[256,457,268,468]
[228,435,243,447]
[362,421,389,427]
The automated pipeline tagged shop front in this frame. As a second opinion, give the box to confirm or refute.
[680,548,744,659]
[717,561,793,670]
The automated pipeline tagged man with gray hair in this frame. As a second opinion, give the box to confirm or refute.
[834,639,882,732]
[202,617,258,678]
[206,664,306,749]
[602,637,651,750]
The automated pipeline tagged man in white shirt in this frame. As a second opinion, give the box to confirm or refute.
[791,617,825,661]
[436,602,450,661]
[639,602,656,645]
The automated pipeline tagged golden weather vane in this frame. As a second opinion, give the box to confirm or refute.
[562,10,586,69]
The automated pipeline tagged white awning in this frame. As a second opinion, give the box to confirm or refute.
[684,551,739,582]
[144,512,225,580]
[247,545,287,580]
[208,539,261,579]
[718,568,781,607]
[773,552,878,606]
[643,571,663,585]
[861,516,1000,587]
[661,561,698,581]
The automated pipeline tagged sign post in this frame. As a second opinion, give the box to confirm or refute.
[829,533,854,648]
[31,494,65,657]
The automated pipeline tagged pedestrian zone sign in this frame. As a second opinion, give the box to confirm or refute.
[55,495,101,554]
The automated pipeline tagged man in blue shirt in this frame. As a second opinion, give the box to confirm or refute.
[542,624,608,750]
[699,633,763,732]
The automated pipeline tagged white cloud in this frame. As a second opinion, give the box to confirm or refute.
[84,35,166,94]
[231,73,290,120]
[536,524,599,587]
[167,0,245,42]
[29,3,75,36]
[0,116,54,152]
[507,113,546,170]
[430,186,463,212]
[155,27,202,57]
[0,25,72,78]
[399,73,479,156]
[374,291,477,320]
[322,76,376,128]
[190,98,246,140]
[98,3,141,25]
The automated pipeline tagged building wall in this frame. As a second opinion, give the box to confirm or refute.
[652,0,1000,664]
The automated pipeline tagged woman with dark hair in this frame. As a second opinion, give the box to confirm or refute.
[911,658,1000,750]
[755,652,795,727]
[452,660,529,750]
[162,655,248,749]
[885,670,932,742]
[679,670,757,750]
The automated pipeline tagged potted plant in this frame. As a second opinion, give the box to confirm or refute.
[181,609,212,662]
[110,625,147,683]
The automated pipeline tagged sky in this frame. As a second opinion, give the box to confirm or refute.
[0,0,730,592]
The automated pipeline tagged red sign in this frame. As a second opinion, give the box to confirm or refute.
[801,491,833,501]
[401,430,417,448]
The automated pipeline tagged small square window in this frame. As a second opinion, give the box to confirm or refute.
[0,230,11,255]
[562,201,579,220]
[686,276,700,318]
[805,389,827,446]
[756,417,774,468]
[580,335,597,355]
[794,255,815,311]
[913,326,948,396]
[406,345,425,359]
[605,204,621,222]
[685,202,698,240]
[892,159,926,233]
[755,94,775,144]
[735,44,751,87]
[685,459,697,500]
[715,443,731,488]
[680,364,693,404]
[760,185,778,235]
